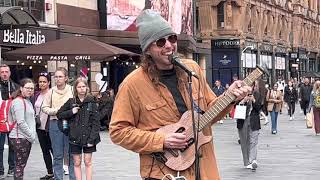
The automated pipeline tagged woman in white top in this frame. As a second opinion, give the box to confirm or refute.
[42,67,75,180]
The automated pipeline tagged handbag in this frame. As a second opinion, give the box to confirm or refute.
[306,110,313,129]
[35,99,44,129]
[35,115,41,128]
[233,104,247,120]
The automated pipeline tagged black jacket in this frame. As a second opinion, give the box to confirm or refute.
[237,91,262,131]
[57,95,101,146]
[0,80,18,100]
[284,86,298,103]
[300,84,312,102]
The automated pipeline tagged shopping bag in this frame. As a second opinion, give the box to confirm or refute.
[233,104,247,120]
[306,111,313,129]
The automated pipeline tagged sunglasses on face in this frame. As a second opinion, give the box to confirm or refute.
[155,34,178,48]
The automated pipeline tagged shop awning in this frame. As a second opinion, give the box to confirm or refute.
[4,36,140,62]
[0,6,39,30]
[301,72,320,78]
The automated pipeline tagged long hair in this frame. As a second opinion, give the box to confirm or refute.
[73,77,90,98]
[313,80,320,93]
[11,78,34,98]
[140,53,187,87]
[141,54,161,85]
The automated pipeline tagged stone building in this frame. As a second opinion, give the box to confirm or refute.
[197,0,320,85]
[1,0,211,92]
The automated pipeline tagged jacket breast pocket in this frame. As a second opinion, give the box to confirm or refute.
[145,100,172,122]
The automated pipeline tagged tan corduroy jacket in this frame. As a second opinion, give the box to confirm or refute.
[266,89,283,112]
[109,59,231,180]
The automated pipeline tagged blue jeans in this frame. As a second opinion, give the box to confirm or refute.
[0,132,15,175]
[271,110,279,133]
[49,120,75,180]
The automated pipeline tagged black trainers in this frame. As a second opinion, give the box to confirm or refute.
[40,174,54,180]
[7,169,14,177]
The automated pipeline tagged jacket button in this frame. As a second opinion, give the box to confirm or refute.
[83,135,85,137]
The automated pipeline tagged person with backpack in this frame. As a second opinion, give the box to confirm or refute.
[0,64,17,179]
[34,72,54,180]
[57,77,100,180]
[42,67,75,180]
[308,80,320,135]
[8,78,36,179]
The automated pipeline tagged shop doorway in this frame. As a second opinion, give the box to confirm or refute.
[8,65,46,84]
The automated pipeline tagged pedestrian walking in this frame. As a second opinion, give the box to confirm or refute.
[260,82,269,125]
[42,67,75,180]
[237,81,262,171]
[266,83,283,134]
[57,77,100,180]
[0,64,17,179]
[284,80,298,120]
[9,78,36,180]
[308,80,320,135]
[300,78,312,119]
[34,72,54,180]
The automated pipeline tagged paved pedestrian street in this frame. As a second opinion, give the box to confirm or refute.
[2,108,320,180]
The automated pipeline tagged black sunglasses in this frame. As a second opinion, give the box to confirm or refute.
[155,34,178,48]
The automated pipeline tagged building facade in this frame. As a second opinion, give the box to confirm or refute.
[197,0,320,85]
[1,0,212,92]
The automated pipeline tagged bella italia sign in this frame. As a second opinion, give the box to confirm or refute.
[1,29,46,46]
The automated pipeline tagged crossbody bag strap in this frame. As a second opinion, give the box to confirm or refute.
[36,97,44,116]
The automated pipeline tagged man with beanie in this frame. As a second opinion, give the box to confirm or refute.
[109,9,251,180]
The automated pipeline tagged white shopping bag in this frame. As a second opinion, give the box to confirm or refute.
[234,104,247,120]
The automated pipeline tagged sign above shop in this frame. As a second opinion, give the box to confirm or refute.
[1,29,46,45]
[25,55,92,61]
[275,46,287,54]
[259,44,273,52]
[298,53,308,60]
[244,41,258,50]
[212,39,240,49]
[290,53,298,58]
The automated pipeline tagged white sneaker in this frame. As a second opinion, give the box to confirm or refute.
[251,160,258,170]
[63,165,69,175]
[245,164,253,169]
[289,117,293,121]
[219,120,224,124]
[264,120,269,125]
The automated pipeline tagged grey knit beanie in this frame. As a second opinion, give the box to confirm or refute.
[136,9,175,52]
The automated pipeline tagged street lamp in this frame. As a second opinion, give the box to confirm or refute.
[241,46,254,78]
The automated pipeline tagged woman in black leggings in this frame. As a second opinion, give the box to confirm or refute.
[34,72,54,180]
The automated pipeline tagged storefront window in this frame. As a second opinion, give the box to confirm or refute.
[3,0,46,22]
[309,59,315,71]
[0,0,14,6]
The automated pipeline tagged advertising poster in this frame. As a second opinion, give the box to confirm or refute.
[107,0,193,35]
